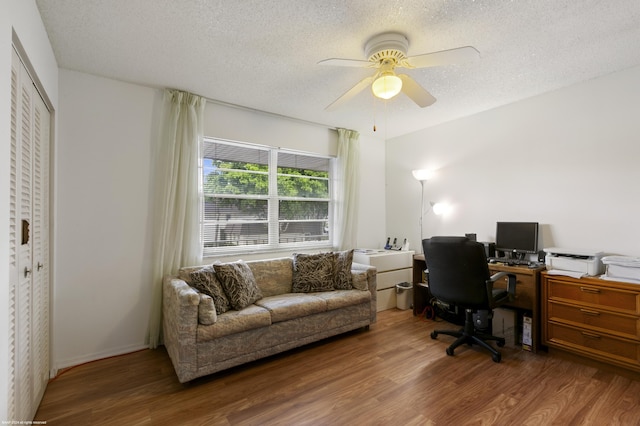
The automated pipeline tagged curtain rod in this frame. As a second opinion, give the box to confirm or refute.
[158,83,344,132]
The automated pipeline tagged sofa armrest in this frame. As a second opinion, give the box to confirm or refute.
[162,276,199,382]
[352,262,377,323]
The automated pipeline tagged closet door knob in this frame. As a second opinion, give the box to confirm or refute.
[37,262,43,271]
[24,267,32,278]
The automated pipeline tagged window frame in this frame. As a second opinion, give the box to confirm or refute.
[200,137,334,256]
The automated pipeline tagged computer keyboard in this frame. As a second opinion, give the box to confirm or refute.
[488,257,532,266]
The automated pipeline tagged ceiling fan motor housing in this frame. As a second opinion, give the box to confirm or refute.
[365,32,409,64]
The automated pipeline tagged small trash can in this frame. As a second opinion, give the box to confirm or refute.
[395,282,413,310]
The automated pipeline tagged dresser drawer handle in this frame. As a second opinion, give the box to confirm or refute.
[579,287,601,294]
[581,331,601,339]
[580,309,601,316]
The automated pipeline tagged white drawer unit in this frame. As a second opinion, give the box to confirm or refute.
[353,250,414,311]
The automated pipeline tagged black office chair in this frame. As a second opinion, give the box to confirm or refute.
[422,236,517,362]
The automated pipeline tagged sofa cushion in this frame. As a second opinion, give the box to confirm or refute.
[292,252,335,292]
[214,260,263,310]
[197,304,271,341]
[314,289,371,310]
[255,294,327,323]
[333,249,354,289]
[189,265,231,314]
[248,258,293,297]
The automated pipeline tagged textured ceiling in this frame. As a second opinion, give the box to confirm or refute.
[36,0,640,139]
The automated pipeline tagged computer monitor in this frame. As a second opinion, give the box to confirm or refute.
[495,222,539,258]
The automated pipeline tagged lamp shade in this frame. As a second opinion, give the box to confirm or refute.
[371,72,402,100]
[412,169,432,181]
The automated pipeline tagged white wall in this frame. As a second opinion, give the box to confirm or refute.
[0,0,58,419]
[204,103,338,155]
[54,70,158,369]
[53,71,387,369]
[355,133,386,249]
[386,65,640,257]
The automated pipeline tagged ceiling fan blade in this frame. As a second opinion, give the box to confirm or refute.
[404,46,479,69]
[317,58,373,68]
[398,74,436,108]
[325,76,374,111]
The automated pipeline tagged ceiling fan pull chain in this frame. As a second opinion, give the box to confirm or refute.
[372,95,377,132]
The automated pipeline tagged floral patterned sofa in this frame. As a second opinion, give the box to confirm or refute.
[162,252,377,383]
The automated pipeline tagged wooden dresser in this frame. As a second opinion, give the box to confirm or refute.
[542,271,640,372]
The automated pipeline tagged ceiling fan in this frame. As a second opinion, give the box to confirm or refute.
[319,32,479,111]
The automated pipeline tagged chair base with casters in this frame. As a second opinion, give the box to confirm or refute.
[430,308,505,363]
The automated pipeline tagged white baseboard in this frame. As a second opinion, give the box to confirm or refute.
[52,343,150,377]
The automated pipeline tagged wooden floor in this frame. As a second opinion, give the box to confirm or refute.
[36,309,640,425]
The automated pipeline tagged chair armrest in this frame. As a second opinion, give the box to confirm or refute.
[486,271,517,301]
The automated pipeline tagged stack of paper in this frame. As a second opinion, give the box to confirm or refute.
[601,256,640,284]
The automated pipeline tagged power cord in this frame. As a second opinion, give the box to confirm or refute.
[424,304,436,320]
[418,298,438,321]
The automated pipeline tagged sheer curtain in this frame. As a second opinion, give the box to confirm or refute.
[334,128,360,250]
[147,90,206,348]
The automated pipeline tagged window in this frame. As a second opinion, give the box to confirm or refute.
[201,138,333,255]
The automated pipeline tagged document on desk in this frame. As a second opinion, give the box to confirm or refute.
[546,269,586,279]
[601,275,640,285]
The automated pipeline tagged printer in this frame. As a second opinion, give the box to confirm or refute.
[544,247,604,276]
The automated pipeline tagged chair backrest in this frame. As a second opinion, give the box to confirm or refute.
[422,236,491,309]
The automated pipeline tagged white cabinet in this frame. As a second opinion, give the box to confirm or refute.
[353,250,414,311]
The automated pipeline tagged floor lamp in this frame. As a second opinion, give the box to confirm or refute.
[412,169,431,245]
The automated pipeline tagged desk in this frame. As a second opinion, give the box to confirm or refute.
[488,263,545,352]
[412,254,545,352]
[412,254,429,316]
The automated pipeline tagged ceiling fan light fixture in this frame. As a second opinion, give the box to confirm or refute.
[371,72,402,100]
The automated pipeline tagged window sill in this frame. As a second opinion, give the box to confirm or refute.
[203,243,334,262]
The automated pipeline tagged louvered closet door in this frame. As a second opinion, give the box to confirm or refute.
[9,47,50,422]
[31,73,50,411]
[9,45,20,425]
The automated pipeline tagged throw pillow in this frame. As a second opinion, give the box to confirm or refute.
[213,260,263,310]
[197,293,217,325]
[351,272,368,291]
[333,249,354,289]
[292,252,335,293]
[189,265,231,314]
